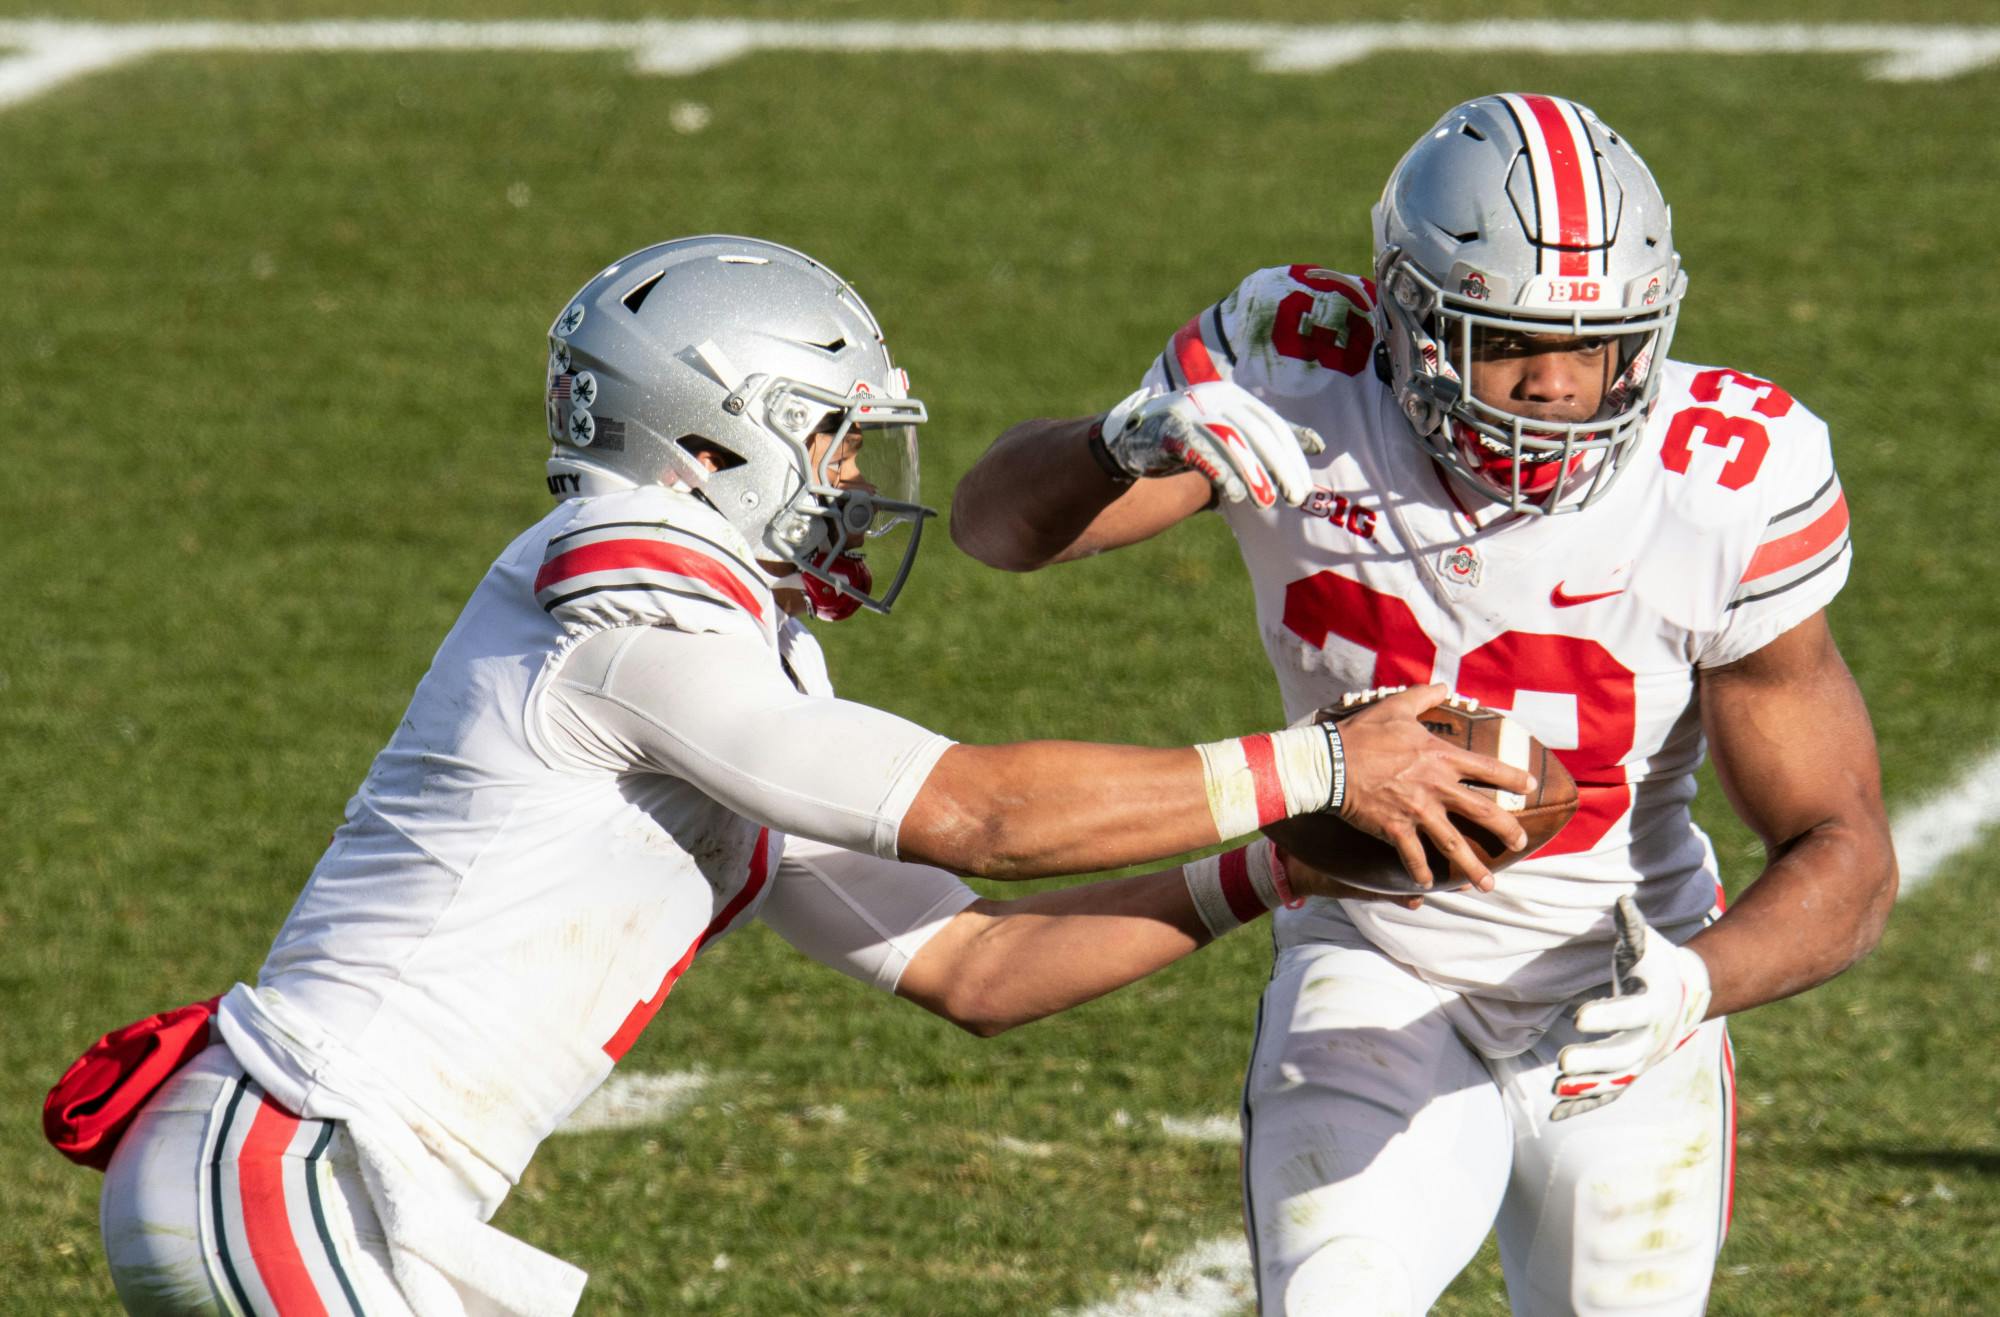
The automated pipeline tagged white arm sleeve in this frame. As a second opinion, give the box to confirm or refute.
[758,835,980,993]
[536,625,954,858]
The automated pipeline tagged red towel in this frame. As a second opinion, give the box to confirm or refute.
[43,995,224,1170]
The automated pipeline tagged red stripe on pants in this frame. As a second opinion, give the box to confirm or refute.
[238,1096,330,1316]
[1721,1032,1738,1237]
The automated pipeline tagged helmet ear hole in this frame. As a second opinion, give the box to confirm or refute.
[621,271,665,313]
[676,435,745,471]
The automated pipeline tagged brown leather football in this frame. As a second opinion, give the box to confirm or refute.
[1262,693,1578,895]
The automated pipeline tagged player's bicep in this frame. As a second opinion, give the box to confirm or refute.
[1698,611,1886,851]
[543,625,953,855]
[759,836,979,992]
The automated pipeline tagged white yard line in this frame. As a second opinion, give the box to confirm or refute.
[0,27,151,110]
[1067,748,2000,1314]
[2,20,1998,112]
[1159,1113,1241,1144]
[1884,744,2000,894]
[1065,1235,1256,1317]
[556,1069,709,1134]
[1257,21,2000,76]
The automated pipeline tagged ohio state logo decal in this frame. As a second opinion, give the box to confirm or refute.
[1439,544,1483,588]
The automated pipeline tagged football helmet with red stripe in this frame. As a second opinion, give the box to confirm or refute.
[544,236,932,614]
[1371,94,1687,514]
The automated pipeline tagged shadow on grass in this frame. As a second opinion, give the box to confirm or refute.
[1793,1145,2000,1176]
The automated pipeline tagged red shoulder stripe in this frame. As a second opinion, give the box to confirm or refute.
[1171,315,1223,385]
[1742,491,1848,584]
[537,538,764,620]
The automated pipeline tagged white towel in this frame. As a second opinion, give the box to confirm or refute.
[217,983,588,1317]
[342,1116,585,1317]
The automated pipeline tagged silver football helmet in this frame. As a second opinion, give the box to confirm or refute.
[544,236,931,614]
[1372,93,1687,513]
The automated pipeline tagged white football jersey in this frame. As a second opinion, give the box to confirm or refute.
[1137,265,1852,1054]
[218,484,969,1197]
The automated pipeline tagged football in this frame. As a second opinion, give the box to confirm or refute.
[1263,692,1579,896]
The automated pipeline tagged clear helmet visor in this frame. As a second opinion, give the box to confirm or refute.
[765,379,934,614]
[815,418,922,537]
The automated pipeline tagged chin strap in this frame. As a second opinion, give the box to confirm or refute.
[761,554,873,623]
[800,573,864,622]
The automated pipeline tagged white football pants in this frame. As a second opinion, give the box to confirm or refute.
[99,1044,410,1316]
[1242,924,1735,1316]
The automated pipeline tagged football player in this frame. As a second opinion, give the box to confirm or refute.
[951,95,1897,1315]
[81,235,1535,1316]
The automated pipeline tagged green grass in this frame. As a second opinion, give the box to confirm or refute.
[2,11,1997,1315]
[4,2,1993,23]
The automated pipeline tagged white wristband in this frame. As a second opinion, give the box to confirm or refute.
[1183,839,1289,938]
[1194,723,1342,841]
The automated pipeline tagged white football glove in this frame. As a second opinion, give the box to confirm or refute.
[1550,894,1713,1121]
[1101,381,1324,509]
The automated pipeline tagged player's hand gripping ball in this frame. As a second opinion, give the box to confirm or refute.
[1264,689,1578,896]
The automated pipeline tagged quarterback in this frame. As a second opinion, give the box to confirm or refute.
[73,236,1533,1316]
[952,95,1897,1314]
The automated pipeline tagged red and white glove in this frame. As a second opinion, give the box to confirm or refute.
[1098,381,1323,509]
[1551,894,1713,1121]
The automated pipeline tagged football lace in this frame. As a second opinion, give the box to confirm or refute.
[1338,685,1482,712]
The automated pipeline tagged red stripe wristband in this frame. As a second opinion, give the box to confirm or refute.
[1239,733,1287,827]
[1195,723,1343,841]
[1184,839,1290,938]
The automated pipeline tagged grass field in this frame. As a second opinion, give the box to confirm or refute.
[3,5,1998,1313]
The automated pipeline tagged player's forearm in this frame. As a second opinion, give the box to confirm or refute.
[897,690,1533,883]
[948,415,1121,571]
[898,741,1228,878]
[1685,819,1898,1018]
[898,870,1214,1036]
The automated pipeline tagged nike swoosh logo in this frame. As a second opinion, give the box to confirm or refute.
[1550,583,1627,607]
